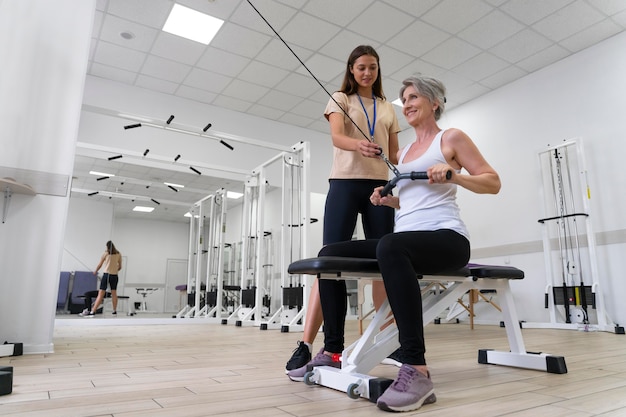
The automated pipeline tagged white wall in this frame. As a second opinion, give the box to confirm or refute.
[0,0,94,353]
[399,31,626,327]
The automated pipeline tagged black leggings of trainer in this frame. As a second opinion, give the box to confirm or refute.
[323,179,394,245]
[317,230,470,365]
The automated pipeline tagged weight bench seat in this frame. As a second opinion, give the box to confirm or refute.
[288,256,567,402]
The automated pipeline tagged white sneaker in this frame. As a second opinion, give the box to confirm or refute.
[78,309,89,317]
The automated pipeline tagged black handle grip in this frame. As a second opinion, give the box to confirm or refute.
[379,170,451,197]
[380,181,396,197]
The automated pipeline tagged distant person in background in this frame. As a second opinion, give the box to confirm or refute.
[80,241,122,317]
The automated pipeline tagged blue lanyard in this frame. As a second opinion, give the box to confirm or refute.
[357,94,376,141]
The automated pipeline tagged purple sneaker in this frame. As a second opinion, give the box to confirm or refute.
[377,364,436,412]
[287,348,341,382]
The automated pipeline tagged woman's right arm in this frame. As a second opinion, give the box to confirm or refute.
[370,186,400,209]
[94,253,105,275]
[328,112,384,158]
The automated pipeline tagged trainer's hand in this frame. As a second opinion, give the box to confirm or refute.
[358,140,382,158]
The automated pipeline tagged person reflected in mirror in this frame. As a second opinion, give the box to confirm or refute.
[80,241,122,317]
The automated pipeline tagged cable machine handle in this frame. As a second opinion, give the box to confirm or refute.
[380,170,451,197]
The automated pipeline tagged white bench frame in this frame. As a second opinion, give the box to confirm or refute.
[290,260,567,401]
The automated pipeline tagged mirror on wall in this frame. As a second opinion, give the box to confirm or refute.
[57,148,247,319]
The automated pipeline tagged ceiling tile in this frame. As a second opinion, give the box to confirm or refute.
[380,0,441,18]
[210,23,271,58]
[179,0,240,21]
[290,98,325,118]
[135,74,179,94]
[421,37,481,70]
[532,1,605,42]
[230,0,297,33]
[391,58,447,83]
[297,54,345,83]
[107,0,172,28]
[500,0,573,25]
[212,94,252,113]
[221,79,269,102]
[559,19,623,52]
[255,39,313,71]
[515,44,570,72]
[612,9,626,26]
[304,0,375,26]
[589,0,626,15]
[347,2,414,42]
[175,85,217,105]
[386,21,449,57]
[489,28,553,63]
[141,55,191,83]
[182,68,232,93]
[150,32,206,65]
[237,61,290,88]
[93,41,147,72]
[196,47,251,77]
[453,52,510,81]
[99,14,159,52]
[273,72,321,98]
[480,65,528,89]
[421,0,494,34]
[280,12,342,50]
[459,10,526,49]
[247,104,286,120]
[257,90,303,112]
[278,112,315,128]
[321,30,379,63]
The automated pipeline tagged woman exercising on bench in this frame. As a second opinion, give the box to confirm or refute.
[289,75,501,413]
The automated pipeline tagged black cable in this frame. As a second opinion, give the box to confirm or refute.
[246,0,399,177]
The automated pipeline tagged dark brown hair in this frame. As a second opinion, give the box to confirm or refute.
[339,45,385,100]
[106,241,119,255]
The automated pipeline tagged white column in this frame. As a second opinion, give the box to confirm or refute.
[0,0,95,353]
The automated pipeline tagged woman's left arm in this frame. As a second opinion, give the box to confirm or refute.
[387,131,399,165]
[435,128,501,194]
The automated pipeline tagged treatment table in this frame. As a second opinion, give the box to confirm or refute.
[288,256,567,402]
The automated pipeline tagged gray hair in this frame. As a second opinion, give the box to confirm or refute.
[399,75,447,121]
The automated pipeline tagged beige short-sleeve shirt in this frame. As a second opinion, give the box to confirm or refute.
[324,92,400,180]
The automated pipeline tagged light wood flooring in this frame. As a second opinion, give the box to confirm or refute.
[1,317,626,416]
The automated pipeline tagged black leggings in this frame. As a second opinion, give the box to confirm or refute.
[323,179,394,245]
[317,230,470,365]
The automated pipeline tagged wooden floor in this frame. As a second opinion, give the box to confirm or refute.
[1,317,626,416]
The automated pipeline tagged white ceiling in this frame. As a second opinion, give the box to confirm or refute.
[74,0,626,223]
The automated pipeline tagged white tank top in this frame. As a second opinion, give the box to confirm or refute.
[394,130,469,240]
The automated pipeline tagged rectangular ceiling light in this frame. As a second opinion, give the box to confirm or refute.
[89,170,115,177]
[133,206,154,213]
[163,4,224,45]
[227,191,243,199]
[164,182,185,188]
